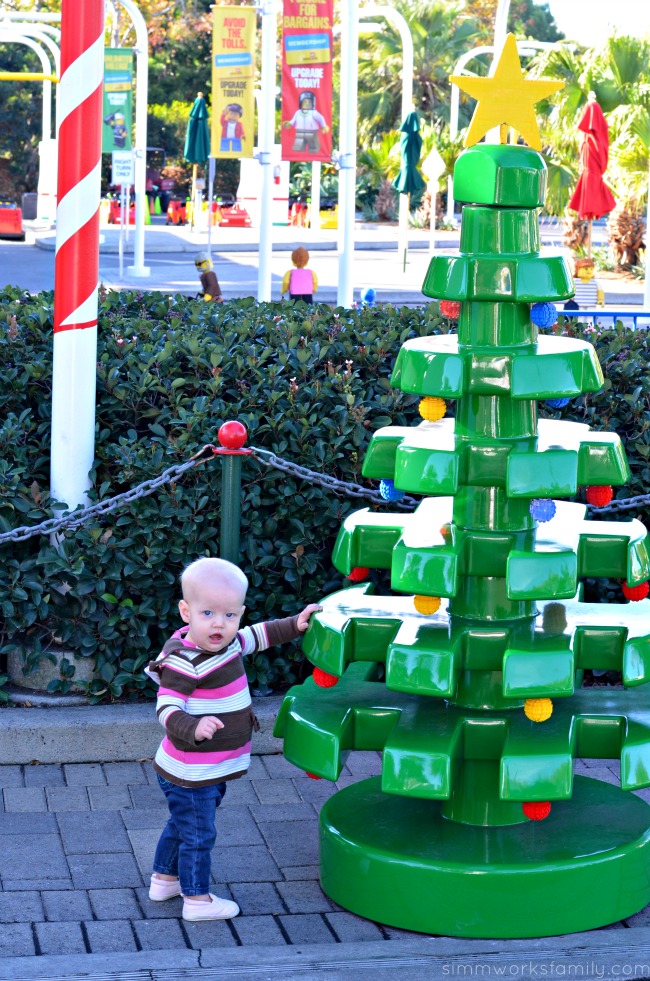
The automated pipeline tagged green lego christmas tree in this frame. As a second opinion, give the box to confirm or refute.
[274,36,650,938]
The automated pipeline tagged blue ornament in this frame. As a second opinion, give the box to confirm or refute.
[545,397,571,409]
[360,287,376,307]
[530,302,558,328]
[379,478,405,502]
[530,498,556,522]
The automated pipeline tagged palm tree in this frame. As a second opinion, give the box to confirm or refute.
[357,0,482,143]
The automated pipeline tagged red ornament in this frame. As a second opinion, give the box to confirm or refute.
[313,667,339,688]
[622,581,650,602]
[305,772,322,780]
[586,485,613,507]
[522,801,552,821]
[440,300,461,319]
[348,567,369,582]
[218,420,248,449]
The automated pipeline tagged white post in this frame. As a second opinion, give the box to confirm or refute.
[207,156,215,261]
[337,0,359,308]
[258,0,277,302]
[0,33,53,141]
[644,162,650,314]
[311,160,321,232]
[117,0,150,277]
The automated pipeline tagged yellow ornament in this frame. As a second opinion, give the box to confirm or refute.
[419,396,446,422]
[414,595,441,615]
[450,34,563,151]
[524,697,553,723]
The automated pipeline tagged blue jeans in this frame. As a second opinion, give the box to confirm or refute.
[153,774,227,896]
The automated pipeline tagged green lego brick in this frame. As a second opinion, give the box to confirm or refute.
[386,618,463,697]
[391,335,464,397]
[391,535,461,596]
[577,517,650,583]
[500,719,574,801]
[509,337,603,397]
[422,254,573,303]
[394,428,459,495]
[454,144,547,207]
[507,448,579,498]
[332,509,411,573]
[361,425,413,479]
[382,704,462,798]
[502,645,575,698]
[621,719,650,790]
[459,206,541,255]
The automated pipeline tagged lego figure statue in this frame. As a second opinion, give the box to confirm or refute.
[220,104,245,154]
[573,257,605,308]
[194,252,223,302]
[283,92,329,155]
[104,111,128,149]
[281,247,318,303]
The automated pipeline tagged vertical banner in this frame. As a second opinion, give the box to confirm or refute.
[102,47,133,152]
[281,0,333,162]
[211,7,256,159]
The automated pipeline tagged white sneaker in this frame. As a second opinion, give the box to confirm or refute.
[182,893,240,921]
[149,874,182,901]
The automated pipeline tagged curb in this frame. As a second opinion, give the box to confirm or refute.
[34,234,435,255]
[2,929,650,980]
[0,696,284,764]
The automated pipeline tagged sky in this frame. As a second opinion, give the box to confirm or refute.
[543,0,650,47]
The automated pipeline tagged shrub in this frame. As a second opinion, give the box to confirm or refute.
[0,288,446,700]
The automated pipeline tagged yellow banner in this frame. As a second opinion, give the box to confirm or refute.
[211,7,256,158]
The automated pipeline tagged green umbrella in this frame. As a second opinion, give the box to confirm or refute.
[184,93,210,164]
[392,110,426,199]
[184,93,210,230]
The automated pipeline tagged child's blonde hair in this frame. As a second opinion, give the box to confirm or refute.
[180,557,248,601]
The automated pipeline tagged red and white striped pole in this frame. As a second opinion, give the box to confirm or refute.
[51,0,104,510]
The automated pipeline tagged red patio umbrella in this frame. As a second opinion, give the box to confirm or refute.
[568,95,616,255]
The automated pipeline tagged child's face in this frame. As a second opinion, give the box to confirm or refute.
[179,578,246,652]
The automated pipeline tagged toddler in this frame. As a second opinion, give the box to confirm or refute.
[146,557,320,921]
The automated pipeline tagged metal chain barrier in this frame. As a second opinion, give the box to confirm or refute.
[1,440,648,545]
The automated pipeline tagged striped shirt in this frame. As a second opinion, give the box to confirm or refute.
[146,616,300,787]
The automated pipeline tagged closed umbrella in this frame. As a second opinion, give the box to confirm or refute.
[392,111,426,271]
[184,93,210,229]
[568,94,616,256]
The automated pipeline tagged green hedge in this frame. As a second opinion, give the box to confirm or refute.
[0,289,648,701]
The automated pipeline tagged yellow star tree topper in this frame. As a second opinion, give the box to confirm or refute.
[450,33,563,150]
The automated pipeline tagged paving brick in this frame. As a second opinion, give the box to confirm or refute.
[182,919,239,949]
[4,787,47,812]
[278,912,337,944]
[218,844,282,883]
[380,923,424,940]
[245,756,269,779]
[0,922,36,957]
[4,878,72,892]
[215,806,264,847]
[276,879,338,913]
[127,827,159,880]
[121,808,168,830]
[64,763,106,786]
[46,787,90,812]
[0,890,44,922]
[0,766,24,788]
[261,754,301,778]
[89,888,143,920]
[248,802,316,823]
[88,786,133,810]
[292,777,339,803]
[252,778,302,805]
[143,764,160,786]
[68,852,144,890]
[325,911,386,941]
[219,780,259,805]
[133,917,189,950]
[282,865,320,880]
[42,890,93,922]
[24,764,66,788]
[258,820,319,867]
[35,920,87,955]
[343,752,383,776]
[84,919,138,953]
[135,888,185,918]
[578,767,619,786]
[129,785,169,810]
[231,914,288,945]
[0,833,68,882]
[623,907,650,927]
[57,810,130,854]
[229,881,286,915]
[103,762,148,785]
[0,811,57,835]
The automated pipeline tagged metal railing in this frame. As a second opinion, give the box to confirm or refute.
[562,310,650,329]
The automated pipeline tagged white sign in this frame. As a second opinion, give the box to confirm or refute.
[422,147,446,183]
[112,151,135,186]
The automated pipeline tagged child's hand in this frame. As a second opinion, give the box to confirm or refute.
[195,715,224,741]
[296,604,322,632]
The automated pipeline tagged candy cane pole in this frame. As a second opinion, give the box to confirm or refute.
[51,0,104,510]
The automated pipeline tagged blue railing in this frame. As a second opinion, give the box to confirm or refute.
[562,310,650,328]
